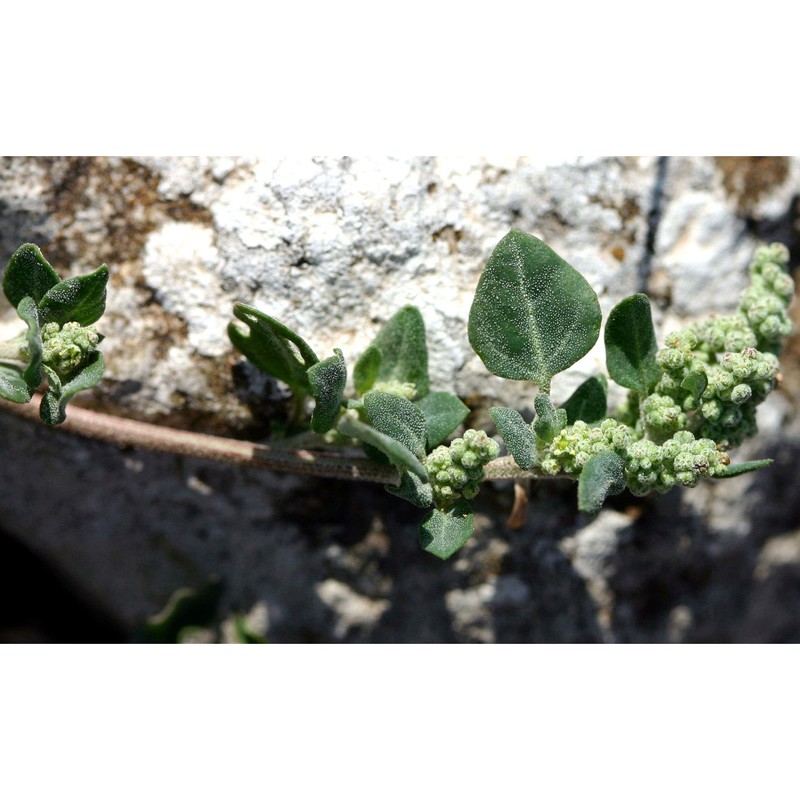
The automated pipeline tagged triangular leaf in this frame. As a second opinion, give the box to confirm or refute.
[716,459,773,478]
[386,471,434,508]
[307,348,347,433]
[604,294,660,395]
[353,344,381,396]
[419,500,475,560]
[38,264,109,326]
[468,230,601,391]
[578,450,626,515]
[489,406,537,470]
[39,351,105,425]
[2,243,60,308]
[364,305,429,397]
[337,412,428,481]
[533,393,567,446]
[415,391,470,448]
[363,390,427,459]
[561,375,607,425]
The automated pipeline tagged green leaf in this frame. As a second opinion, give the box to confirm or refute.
[533,394,567,446]
[604,293,660,395]
[38,264,109,326]
[39,351,105,425]
[0,364,31,403]
[681,371,708,404]
[561,375,607,425]
[468,230,602,391]
[229,304,313,393]
[307,348,347,433]
[578,450,626,515]
[363,390,427,460]
[717,459,773,478]
[419,500,475,560]
[415,391,470,448]
[17,296,43,392]
[353,344,381,396]
[3,243,60,308]
[386,471,434,508]
[489,406,537,470]
[362,305,429,397]
[337,412,428,481]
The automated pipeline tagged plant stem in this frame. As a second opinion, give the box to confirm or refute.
[0,394,566,486]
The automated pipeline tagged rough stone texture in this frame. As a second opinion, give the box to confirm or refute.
[1,155,799,642]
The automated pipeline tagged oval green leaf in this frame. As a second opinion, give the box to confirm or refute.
[419,500,475,560]
[3,243,60,308]
[0,364,32,403]
[468,231,601,391]
[38,264,109,326]
[561,375,607,425]
[363,390,427,460]
[337,412,428,482]
[415,391,470,448]
[604,293,660,395]
[353,344,381,396]
[489,406,537,470]
[362,305,429,397]
[577,450,626,515]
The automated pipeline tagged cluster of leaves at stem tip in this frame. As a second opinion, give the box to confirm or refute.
[229,230,794,560]
[0,245,108,424]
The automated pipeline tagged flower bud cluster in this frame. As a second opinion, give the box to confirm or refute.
[642,244,791,448]
[41,321,100,378]
[624,430,729,495]
[739,243,794,347]
[424,429,500,507]
[540,419,632,476]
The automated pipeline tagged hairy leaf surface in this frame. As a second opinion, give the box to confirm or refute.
[717,459,773,478]
[38,265,109,326]
[363,391,427,460]
[578,450,626,515]
[307,348,347,433]
[561,375,607,425]
[490,406,537,470]
[604,294,660,394]
[3,243,60,308]
[468,231,601,390]
[337,412,428,481]
[362,305,429,397]
[386,471,434,508]
[419,500,475,560]
[415,391,470,448]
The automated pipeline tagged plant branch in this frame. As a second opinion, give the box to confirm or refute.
[0,394,565,486]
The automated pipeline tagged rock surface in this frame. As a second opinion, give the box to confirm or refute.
[1,155,799,642]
